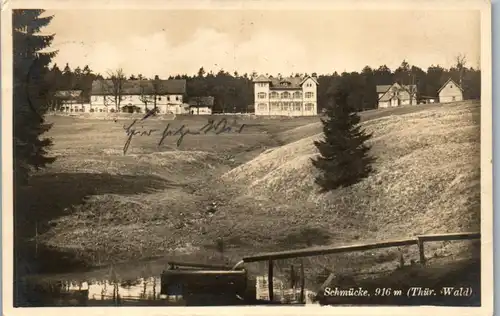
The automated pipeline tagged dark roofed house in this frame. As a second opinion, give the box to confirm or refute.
[51,90,95,113]
[54,90,83,103]
[376,85,393,95]
[53,90,90,113]
[188,96,215,107]
[89,79,188,114]
[90,79,186,95]
[376,83,417,108]
[188,96,214,115]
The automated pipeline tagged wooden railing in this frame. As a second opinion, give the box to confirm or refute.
[167,261,238,270]
[236,231,480,302]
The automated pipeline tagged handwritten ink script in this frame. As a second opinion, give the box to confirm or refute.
[122,118,246,155]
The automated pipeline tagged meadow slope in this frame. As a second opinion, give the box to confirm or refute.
[30,101,480,281]
[216,100,480,276]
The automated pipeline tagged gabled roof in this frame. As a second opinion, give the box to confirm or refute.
[253,75,318,89]
[188,96,215,107]
[55,90,83,97]
[378,82,417,102]
[377,83,417,93]
[54,90,83,99]
[253,75,272,82]
[299,75,319,86]
[269,76,303,90]
[437,78,463,94]
[91,79,186,95]
[376,85,393,93]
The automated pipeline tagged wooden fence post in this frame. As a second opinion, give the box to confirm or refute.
[417,237,426,265]
[34,222,38,259]
[268,260,274,302]
[299,260,305,304]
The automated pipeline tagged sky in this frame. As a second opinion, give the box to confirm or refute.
[42,9,481,78]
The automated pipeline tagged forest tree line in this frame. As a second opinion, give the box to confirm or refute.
[46,57,480,113]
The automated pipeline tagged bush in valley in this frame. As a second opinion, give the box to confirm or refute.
[311,80,376,192]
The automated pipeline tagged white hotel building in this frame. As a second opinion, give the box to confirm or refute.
[253,74,318,116]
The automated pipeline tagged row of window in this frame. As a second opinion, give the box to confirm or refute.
[60,107,112,113]
[59,107,157,113]
[257,92,315,99]
[92,95,182,102]
[257,82,315,88]
[62,108,85,112]
[257,102,315,112]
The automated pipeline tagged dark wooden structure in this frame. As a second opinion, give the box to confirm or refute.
[160,269,251,305]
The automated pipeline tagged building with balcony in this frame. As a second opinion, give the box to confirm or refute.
[253,75,318,116]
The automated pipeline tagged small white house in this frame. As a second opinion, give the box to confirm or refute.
[192,107,212,115]
[438,78,463,103]
[188,96,214,115]
[53,90,88,113]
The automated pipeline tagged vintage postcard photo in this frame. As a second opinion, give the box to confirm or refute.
[2,0,493,315]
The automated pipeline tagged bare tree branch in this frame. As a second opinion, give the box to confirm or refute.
[407,73,417,105]
[455,53,467,87]
[98,78,115,108]
[139,82,151,112]
[152,75,160,111]
[106,68,126,112]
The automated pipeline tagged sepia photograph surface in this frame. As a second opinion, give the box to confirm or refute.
[2,0,493,315]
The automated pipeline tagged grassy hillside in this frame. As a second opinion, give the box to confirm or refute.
[25,101,480,281]
[216,100,480,277]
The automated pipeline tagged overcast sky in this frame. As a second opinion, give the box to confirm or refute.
[43,9,480,78]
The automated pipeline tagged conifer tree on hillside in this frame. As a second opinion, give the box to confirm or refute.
[311,82,375,192]
[13,9,57,185]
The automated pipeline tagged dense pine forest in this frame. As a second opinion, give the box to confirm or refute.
[46,59,480,113]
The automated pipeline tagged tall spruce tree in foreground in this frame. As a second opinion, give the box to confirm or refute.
[13,9,57,185]
[311,84,375,192]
